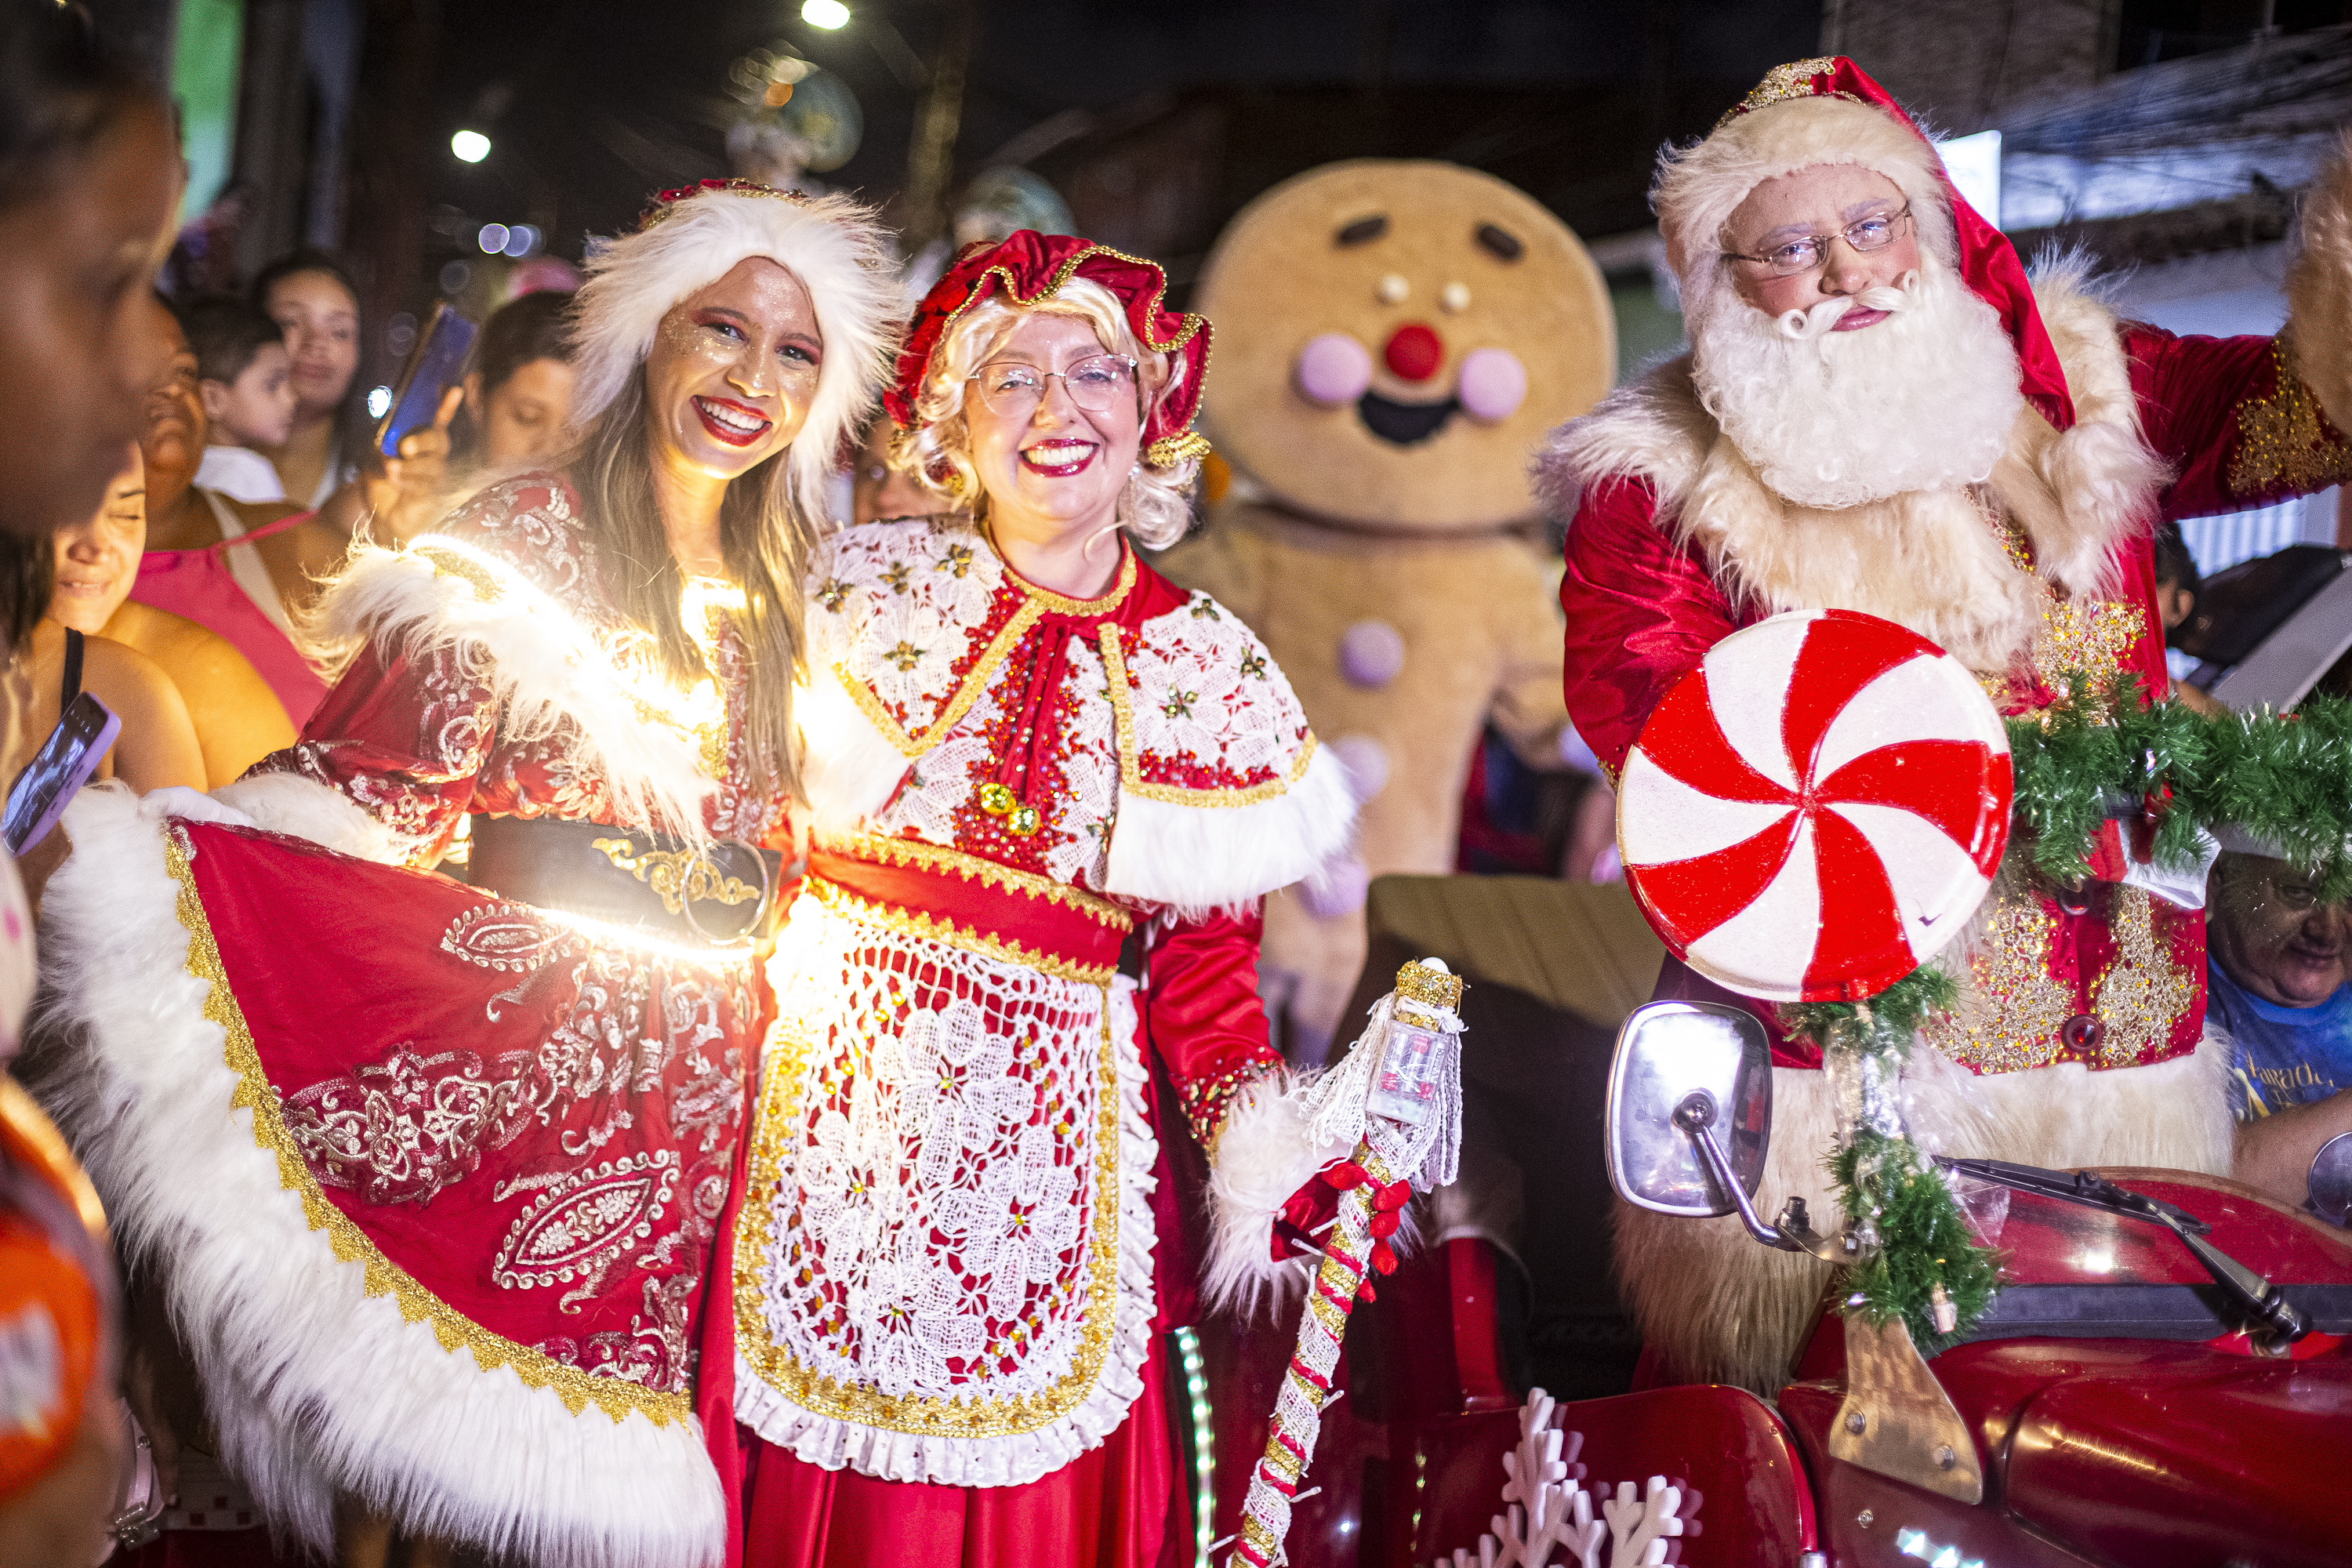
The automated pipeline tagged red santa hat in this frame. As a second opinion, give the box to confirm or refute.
[1654,56,2074,433]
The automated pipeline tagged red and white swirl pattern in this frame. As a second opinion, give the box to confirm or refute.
[1618,608,2012,1004]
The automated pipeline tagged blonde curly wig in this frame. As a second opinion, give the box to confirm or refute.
[891,277,1200,548]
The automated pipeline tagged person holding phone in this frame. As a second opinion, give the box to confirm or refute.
[0,2,183,1562]
[35,181,898,1568]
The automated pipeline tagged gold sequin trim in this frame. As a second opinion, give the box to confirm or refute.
[1715,57,1856,130]
[818,832,1134,930]
[732,991,1125,1436]
[2030,590,2144,695]
[414,542,506,604]
[802,873,1117,985]
[982,524,1138,616]
[163,833,689,1426]
[2085,885,2194,1067]
[1922,890,2074,1073]
[2227,336,2352,499]
[1098,624,1319,807]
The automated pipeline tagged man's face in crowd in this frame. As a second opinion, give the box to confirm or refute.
[2211,854,2352,1007]
[1725,163,1921,322]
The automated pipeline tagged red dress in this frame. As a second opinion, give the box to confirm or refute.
[38,474,775,1568]
[731,517,1359,1567]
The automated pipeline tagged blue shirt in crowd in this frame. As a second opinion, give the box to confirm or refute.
[2211,960,2352,1121]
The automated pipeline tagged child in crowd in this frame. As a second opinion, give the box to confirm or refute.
[2153,518,2224,715]
[180,296,299,504]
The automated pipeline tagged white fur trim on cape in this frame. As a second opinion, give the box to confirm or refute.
[1615,1027,2234,1393]
[26,784,724,1567]
[572,189,899,541]
[733,976,1160,1486]
[2287,132,2352,441]
[792,664,913,833]
[1200,1068,1356,1318]
[1103,742,1358,916]
[1536,267,2168,675]
[209,772,408,862]
[313,536,717,844]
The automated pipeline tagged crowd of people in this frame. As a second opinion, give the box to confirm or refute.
[0,5,2348,1568]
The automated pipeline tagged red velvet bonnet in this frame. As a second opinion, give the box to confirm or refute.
[886,230,1214,468]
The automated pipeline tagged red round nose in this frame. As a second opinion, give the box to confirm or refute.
[1383,323,1444,381]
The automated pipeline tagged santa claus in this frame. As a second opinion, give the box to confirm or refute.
[1543,56,2352,1392]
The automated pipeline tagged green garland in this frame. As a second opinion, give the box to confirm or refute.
[2007,678,2352,900]
[1782,968,2001,1355]
[1774,679,2352,1353]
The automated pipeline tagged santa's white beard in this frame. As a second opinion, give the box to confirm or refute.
[1691,260,2024,509]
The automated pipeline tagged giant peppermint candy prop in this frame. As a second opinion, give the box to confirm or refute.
[1618,608,2012,1003]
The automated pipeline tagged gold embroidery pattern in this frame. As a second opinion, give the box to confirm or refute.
[733,991,1124,1437]
[1922,890,2073,1074]
[1923,885,2194,1073]
[590,837,759,917]
[2031,590,2144,695]
[2086,886,2195,1067]
[839,601,1044,760]
[2227,336,2352,499]
[1715,57,1854,129]
[803,874,1117,985]
[1098,626,1318,807]
[819,832,1134,930]
[164,833,689,1426]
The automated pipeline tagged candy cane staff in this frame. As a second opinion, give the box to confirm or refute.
[24,180,899,1568]
[728,230,1363,1568]
[1540,54,2352,1396]
[1227,958,1465,1568]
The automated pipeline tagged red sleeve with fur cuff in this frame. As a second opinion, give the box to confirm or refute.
[1144,906,1283,1146]
[2125,325,2352,519]
[1559,475,1750,782]
[1143,908,1352,1315]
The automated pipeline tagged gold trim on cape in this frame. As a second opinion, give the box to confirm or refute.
[1098,623,1318,806]
[817,831,1134,931]
[164,831,690,1427]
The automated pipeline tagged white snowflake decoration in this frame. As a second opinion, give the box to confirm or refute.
[1435,1389,1690,1568]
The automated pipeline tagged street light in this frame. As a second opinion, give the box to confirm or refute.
[451,129,492,163]
[802,0,850,28]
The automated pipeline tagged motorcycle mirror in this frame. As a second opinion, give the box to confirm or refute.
[2310,1131,2352,1227]
[1606,1000,1773,1217]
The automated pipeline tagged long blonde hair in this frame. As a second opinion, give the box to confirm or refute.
[891,278,1200,549]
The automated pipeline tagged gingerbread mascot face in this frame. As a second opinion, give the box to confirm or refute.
[1196,159,1613,528]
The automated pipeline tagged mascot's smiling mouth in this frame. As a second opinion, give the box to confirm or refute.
[1357,389,1458,446]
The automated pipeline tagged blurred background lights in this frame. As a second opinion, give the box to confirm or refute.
[477,222,510,254]
[800,0,850,28]
[365,386,392,419]
[503,223,539,257]
[451,129,492,163]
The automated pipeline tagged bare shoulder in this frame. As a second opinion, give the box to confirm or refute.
[110,603,276,693]
[78,633,191,717]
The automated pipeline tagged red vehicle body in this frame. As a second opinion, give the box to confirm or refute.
[1199,1167,2352,1567]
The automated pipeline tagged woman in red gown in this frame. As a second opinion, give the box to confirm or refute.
[729,232,1361,1567]
[31,181,897,1568]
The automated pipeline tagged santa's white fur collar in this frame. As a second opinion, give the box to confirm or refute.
[1535,265,2171,676]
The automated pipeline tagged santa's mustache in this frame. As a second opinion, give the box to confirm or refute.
[1776,270,1922,347]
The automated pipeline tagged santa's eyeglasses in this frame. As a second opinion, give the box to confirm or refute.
[967,354,1140,417]
[1723,206,1912,277]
